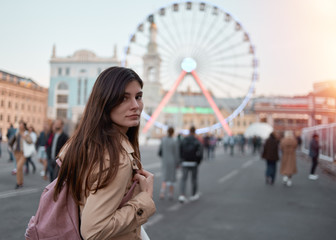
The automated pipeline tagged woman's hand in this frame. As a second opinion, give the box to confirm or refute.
[133,169,154,198]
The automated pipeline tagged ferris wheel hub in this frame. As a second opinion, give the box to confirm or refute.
[181,57,197,72]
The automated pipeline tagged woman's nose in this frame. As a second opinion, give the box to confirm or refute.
[130,98,139,109]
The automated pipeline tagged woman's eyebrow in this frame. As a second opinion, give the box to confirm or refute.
[124,91,143,95]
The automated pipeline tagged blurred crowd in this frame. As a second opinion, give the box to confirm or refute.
[4,119,68,189]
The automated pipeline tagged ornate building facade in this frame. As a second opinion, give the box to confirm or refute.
[0,70,48,139]
[253,81,336,135]
[48,46,120,129]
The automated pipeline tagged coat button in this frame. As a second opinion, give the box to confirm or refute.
[137,209,144,216]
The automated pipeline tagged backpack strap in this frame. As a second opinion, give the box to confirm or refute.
[118,181,138,209]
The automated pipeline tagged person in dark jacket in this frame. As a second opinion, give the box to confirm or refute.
[261,132,279,185]
[308,134,319,180]
[178,126,203,203]
[46,119,69,182]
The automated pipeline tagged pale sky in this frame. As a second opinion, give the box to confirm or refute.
[1,0,336,97]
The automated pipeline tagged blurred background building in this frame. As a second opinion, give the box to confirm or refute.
[254,80,336,136]
[0,70,48,140]
[48,46,120,132]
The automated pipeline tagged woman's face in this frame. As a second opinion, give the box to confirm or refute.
[110,80,143,133]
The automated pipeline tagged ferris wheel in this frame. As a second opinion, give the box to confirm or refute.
[122,1,258,135]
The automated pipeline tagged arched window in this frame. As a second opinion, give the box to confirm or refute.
[57,82,68,90]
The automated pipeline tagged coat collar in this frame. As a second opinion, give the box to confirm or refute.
[121,138,134,154]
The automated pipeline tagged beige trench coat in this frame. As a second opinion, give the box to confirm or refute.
[280,137,298,175]
[80,140,156,240]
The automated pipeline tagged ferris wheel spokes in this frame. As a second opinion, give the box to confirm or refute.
[142,71,187,134]
[124,1,257,134]
[142,67,232,136]
[190,70,232,136]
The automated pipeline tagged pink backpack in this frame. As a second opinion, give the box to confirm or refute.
[25,173,82,239]
[25,160,137,240]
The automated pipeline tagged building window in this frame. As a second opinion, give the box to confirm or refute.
[57,82,68,90]
[7,115,10,123]
[57,94,68,104]
[78,79,82,104]
[1,100,3,107]
[66,68,70,75]
[14,116,18,122]
[15,103,18,110]
[56,108,67,119]
[22,103,25,110]
[8,101,11,108]
[0,114,2,121]
[58,68,62,76]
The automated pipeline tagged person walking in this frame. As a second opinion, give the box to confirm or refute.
[209,134,217,159]
[10,120,32,189]
[229,135,235,156]
[24,125,37,174]
[308,133,320,180]
[178,126,203,203]
[279,130,298,187]
[261,132,279,185]
[203,134,210,160]
[6,123,16,163]
[36,122,50,180]
[46,119,69,182]
[158,127,180,200]
[54,66,155,239]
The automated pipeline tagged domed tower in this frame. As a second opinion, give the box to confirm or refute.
[142,16,162,120]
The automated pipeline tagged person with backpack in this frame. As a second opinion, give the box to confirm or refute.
[26,67,156,240]
[178,126,203,203]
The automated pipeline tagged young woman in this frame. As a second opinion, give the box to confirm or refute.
[55,67,156,239]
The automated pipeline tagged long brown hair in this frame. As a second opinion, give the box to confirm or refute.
[54,67,143,205]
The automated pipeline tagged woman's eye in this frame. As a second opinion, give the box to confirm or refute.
[136,95,142,100]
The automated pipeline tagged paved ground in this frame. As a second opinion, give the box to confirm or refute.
[0,142,335,240]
